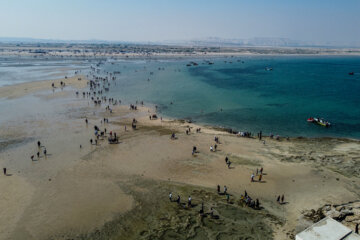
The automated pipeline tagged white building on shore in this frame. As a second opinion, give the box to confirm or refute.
[296,217,360,240]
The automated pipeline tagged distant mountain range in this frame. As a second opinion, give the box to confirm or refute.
[164,37,360,48]
[0,36,359,48]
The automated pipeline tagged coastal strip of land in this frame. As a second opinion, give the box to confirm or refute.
[1,43,360,59]
[0,75,359,240]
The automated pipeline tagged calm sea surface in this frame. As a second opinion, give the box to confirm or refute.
[1,55,360,139]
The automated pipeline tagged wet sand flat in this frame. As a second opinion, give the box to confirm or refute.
[0,76,359,239]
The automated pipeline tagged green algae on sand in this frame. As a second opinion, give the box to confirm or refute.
[60,179,280,240]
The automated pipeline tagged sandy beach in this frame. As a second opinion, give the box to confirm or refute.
[0,75,359,240]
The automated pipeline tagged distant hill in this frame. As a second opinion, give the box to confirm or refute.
[164,37,360,48]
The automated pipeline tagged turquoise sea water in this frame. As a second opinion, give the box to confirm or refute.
[102,56,360,139]
[1,55,360,139]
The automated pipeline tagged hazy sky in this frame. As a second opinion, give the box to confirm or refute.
[0,0,359,44]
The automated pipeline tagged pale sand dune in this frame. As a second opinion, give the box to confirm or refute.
[0,77,359,239]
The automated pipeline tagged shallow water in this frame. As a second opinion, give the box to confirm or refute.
[0,56,90,87]
[1,55,360,139]
[101,56,360,139]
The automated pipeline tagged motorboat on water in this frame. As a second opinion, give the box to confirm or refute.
[307,117,331,127]
[307,117,314,122]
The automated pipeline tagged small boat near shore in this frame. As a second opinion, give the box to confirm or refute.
[307,117,331,127]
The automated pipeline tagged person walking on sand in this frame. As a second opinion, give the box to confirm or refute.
[251,173,255,182]
[217,185,220,193]
[277,195,280,203]
[37,141,41,148]
[200,202,204,214]
[224,186,227,194]
[169,192,172,202]
[3,168,6,175]
[177,195,181,204]
[255,199,260,209]
[281,194,284,203]
[43,149,47,157]
[90,139,93,144]
[260,167,263,174]
[227,160,231,169]
[225,156,228,163]
[192,146,197,154]
[37,152,40,158]
[31,155,34,161]
[258,174,262,182]
[188,196,192,207]
[226,194,230,203]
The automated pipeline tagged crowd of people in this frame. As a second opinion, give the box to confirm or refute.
[1,66,292,235]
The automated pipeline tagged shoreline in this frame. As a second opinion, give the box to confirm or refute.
[1,77,360,141]
[2,52,360,59]
[1,44,360,58]
[0,71,359,240]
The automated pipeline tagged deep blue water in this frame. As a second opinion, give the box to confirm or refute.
[102,56,360,139]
